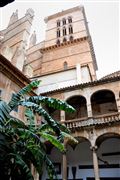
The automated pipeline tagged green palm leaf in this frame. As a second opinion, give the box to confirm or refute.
[8,80,40,111]
[25,108,35,131]
[0,100,11,123]
[61,131,78,144]
[0,80,76,179]
[39,132,65,152]
[27,96,75,112]
[9,153,34,180]
[19,101,62,138]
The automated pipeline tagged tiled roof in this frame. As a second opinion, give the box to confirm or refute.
[100,70,120,80]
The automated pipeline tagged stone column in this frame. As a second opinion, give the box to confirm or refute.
[116,98,120,112]
[87,103,93,117]
[61,109,67,180]
[86,96,93,117]
[61,110,65,122]
[62,152,67,180]
[91,146,100,180]
[76,63,82,83]
[114,91,120,112]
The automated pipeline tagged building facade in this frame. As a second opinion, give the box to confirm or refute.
[0,5,120,180]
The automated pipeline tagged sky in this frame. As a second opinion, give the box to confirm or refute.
[0,0,119,79]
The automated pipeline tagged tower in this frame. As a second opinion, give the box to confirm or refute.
[0,9,34,71]
[26,6,98,93]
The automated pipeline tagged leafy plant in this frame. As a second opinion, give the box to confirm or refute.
[0,80,77,180]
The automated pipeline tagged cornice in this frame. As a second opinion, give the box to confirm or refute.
[40,36,88,53]
[44,6,83,23]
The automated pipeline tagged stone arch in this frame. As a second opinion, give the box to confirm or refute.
[66,137,93,179]
[95,132,120,147]
[91,89,118,116]
[66,136,91,149]
[65,95,88,120]
[95,132,120,173]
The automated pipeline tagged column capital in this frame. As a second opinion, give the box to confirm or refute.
[90,145,98,151]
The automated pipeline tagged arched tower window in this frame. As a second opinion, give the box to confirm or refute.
[68,17,72,23]
[57,29,60,38]
[69,35,73,41]
[63,61,68,70]
[63,37,67,43]
[63,27,67,36]
[56,39,60,45]
[62,18,66,25]
[57,20,60,27]
[69,25,73,34]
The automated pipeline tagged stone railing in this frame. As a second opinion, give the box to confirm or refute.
[63,112,120,130]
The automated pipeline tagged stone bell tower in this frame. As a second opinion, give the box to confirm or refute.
[42,6,98,80]
[26,6,98,93]
[0,8,34,71]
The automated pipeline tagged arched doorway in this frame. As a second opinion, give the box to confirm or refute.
[91,90,118,116]
[65,96,88,120]
[66,137,94,180]
[42,146,63,180]
[95,133,120,180]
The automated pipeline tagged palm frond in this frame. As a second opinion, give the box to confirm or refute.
[61,131,78,144]
[38,123,53,133]
[6,116,26,128]
[45,156,58,180]
[26,142,45,175]
[39,132,65,152]
[56,121,70,134]
[38,122,70,135]
[0,100,11,123]
[9,153,34,180]
[25,108,35,131]
[27,96,75,113]
[8,80,40,111]
[19,101,62,138]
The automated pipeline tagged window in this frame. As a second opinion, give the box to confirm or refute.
[69,25,73,34]
[63,37,67,43]
[68,17,72,23]
[56,39,60,45]
[63,61,68,70]
[69,35,74,41]
[57,20,60,27]
[63,27,67,36]
[57,29,60,38]
[62,18,66,25]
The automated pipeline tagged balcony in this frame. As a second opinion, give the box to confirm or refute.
[62,112,120,131]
